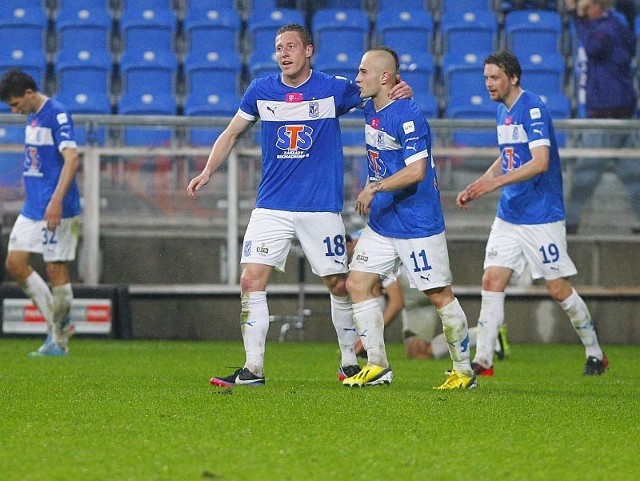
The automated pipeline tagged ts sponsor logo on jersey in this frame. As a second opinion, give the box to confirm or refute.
[24,146,43,177]
[275,124,314,159]
[529,108,541,120]
[367,149,387,180]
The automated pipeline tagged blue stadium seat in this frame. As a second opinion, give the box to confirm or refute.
[248,49,280,80]
[324,0,364,8]
[119,5,177,52]
[312,9,369,56]
[118,92,176,146]
[0,3,48,55]
[439,9,497,55]
[505,10,563,57]
[183,50,242,98]
[314,51,361,80]
[0,124,24,144]
[0,151,23,190]
[378,0,425,10]
[398,51,435,95]
[53,91,110,145]
[520,52,565,95]
[183,0,237,11]
[442,0,493,12]
[540,92,570,146]
[0,48,47,90]
[445,93,497,147]
[57,0,114,10]
[183,7,241,54]
[246,8,305,55]
[376,9,434,54]
[441,52,487,103]
[119,48,178,97]
[55,5,112,54]
[55,47,111,144]
[412,91,438,119]
[184,93,240,146]
[120,0,174,10]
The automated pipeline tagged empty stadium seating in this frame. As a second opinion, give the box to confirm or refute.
[312,9,369,56]
[376,9,434,54]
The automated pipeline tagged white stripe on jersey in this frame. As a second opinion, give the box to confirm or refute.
[256,97,336,122]
[497,123,528,145]
[25,126,54,146]
[365,123,401,150]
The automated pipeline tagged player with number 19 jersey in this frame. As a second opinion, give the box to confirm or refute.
[496,90,565,225]
[239,70,362,213]
[363,98,444,238]
[21,98,81,221]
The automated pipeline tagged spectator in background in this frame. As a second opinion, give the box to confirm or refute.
[565,0,640,234]
[0,68,80,357]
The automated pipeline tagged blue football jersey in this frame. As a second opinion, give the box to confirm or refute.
[495,91,565,224]
[238,70,362,212]
[22,98,81,220]
[363,98,444,239]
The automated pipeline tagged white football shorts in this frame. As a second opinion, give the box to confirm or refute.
[8,214,80,262]
[241,208,348,276]
[349,226,453,292]
[484,217,577,280]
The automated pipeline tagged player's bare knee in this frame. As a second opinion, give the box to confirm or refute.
[324,273,347,297]
[405,337,433,359]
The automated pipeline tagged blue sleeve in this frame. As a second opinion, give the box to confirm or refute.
[239,79,259,118]
[335,77,362,117]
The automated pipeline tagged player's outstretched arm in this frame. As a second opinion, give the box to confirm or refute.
[187,114,253,200]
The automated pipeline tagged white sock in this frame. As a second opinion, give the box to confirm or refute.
[52,283,73,346]
[240,291,269,376]
[473,290,505,368]
[352,298,388,368]
[559,288,603,359]
[330,294,358,367]
[431,326,477,360]
[438,298,472,375]
[23,272,53,330]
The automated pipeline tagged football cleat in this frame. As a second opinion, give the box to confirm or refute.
[343,364,393,387]
[583,353,609,376]
[338,364,361,381]
[433,369,477,390]
[471,361,494,377]
[28,338,68,357]
[210,368,265,387]
[495,324,511,360]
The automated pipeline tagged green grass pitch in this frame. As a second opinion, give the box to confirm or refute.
[1,339,638,481]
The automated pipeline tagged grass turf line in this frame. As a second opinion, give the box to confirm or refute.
[0,339,637,481]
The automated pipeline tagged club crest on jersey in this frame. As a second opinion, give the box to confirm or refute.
[511,126,519,141]
[308,101,319,118]
[243,241,252,257]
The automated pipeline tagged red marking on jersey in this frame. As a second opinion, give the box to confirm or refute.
[286,93,303,103]
[285,125,305,149]
[505,116,513,126]
[371,118,379,129]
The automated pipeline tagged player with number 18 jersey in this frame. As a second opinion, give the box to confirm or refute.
[239,70,362,213]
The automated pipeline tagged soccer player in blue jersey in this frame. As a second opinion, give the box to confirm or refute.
[456,50,608,376]
[342,47,476,390]
[187,24,412,387]
[0,69,81,356]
